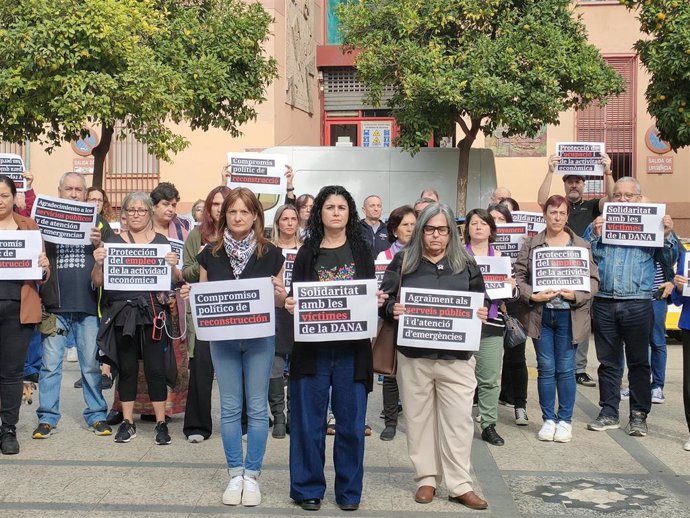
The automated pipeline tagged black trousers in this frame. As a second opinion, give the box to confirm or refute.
[0,301,34,427]
[183,339,214,439]
[381,375,400,427]
[117,325,168,402]
[499,341,528,409]
[683,330,690,433]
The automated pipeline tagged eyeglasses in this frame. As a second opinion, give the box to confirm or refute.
[611,192,640,201]
[422,225,451,236]
[125,208,148,216]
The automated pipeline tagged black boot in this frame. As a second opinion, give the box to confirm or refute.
[0,425,20,455]
[269,377,286,438]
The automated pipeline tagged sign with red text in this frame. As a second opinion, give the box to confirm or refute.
[375,259,391,289]
[556,142,605,176]
[0,230,42,280]
[103,243,172,291]
[494,223,528,262]
[511,212,546,237]
[602,203,665,248]
[532,247,591,292]
[31,195,97,245]
[282,248,298,290]
[0,153,26,192]
[190,278,275,341]
[474,256,513,300]
[397,288,483,351]
[226,152,287,195]
[293,279,378,342]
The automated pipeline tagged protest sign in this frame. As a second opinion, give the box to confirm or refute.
[282,248,298,290]
[169,238,185,270]
[0,230,42,280]
[190,278,275,341]
[684,255,690,297]
[555,142,605,176]
[31,195,97,245]
[0,153,26,192]
[532,247,591,292]
[103,243,172,291]
[293,279,378,342]
[397,288,483,351]
[474,256,513,300]
[602,203,665,248]
[511,211,546,237]
[226,152,287,195]
[494,223,528,263]
[375,259,391,289]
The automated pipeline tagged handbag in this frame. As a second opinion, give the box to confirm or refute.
[501,309,527,349]
[372,274,401,376]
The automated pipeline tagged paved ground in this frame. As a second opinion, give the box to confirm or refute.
[2,338,689,518]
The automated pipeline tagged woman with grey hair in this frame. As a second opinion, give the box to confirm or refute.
[92,192,183,446]
[379,203,489,510]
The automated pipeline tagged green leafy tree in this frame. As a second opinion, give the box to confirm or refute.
[338,0,624,213]
[0,0,277,186]
[623,0,690,150]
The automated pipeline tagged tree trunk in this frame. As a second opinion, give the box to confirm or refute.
[91,125,114,188]
[455,117,481,218]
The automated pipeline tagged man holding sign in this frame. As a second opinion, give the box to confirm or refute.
[587,177,678,438]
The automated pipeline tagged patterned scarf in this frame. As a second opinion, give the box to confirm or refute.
[223,228,257,279]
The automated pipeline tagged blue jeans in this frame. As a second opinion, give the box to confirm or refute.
[650,299,668,390]
[24,329,43,378]
[210,336,275,478]
[37,313,106,427]
[289,346,367,506]
[534,308,576,423]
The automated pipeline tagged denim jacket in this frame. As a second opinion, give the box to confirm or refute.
[585,223,678,299]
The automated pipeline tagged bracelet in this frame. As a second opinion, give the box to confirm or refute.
[286,187,295,192]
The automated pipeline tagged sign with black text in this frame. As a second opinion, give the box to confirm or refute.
[494,223,528,262]
[293,279,378,342]
[532,247,591,292]
[31,195,97,245]
[474,256,513,300]
[556,142,605,176]
[0,230,42,280]
[0,153,26,192]
[282,248,298,290]
[602,203,665,248]
[226,152,287,195]
[169,238,185,270]
[104,243,172,291]
[190,278,275,341]
[397,288,483,351]
[511,211,546,237]
[375,259,391,289]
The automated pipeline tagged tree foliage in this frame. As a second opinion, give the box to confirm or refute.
[623,0,690,150]
[338,0,624,212]
[0,0,277,186]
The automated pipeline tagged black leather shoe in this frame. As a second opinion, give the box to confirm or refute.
[380,426,396,441]
[339,503,359,511]
[481,424,505,446]
[299,498,321,511]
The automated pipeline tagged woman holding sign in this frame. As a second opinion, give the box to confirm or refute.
[0,175,50,454]
[183,187,286,507]
[378,203,489,510]
[514,195,599,443]
[92,192,183,446]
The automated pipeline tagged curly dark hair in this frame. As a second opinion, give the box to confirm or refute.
[304,185,367,258]
[463,208,497,244]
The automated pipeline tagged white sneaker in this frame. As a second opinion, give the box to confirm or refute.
[66,347,78,362]
[538,420,556,441]
[222,475,243,506]
[684,436,690,451]
[554,421,573,443]
[187,434,204,443]
[241,475,261,506]
[651,387,665,404]
[620,387,630,400]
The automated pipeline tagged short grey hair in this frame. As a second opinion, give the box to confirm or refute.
[58,171,86,190]
[615,176,641,194]
[121,191,154,220]
[413,197,437,210]
[402,202,472,275]
[362,194,382,205]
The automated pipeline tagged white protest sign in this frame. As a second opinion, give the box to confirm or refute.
[602,203,665,248]
[511,211,546,237]
[532,247,591,293]
[0,153,26,192]
[683,255,690,297]
[556,142,605,176]
[31,195,97,245]
[375,259,391,289]
[104,243,172,291]
[494,223,528,263]
[474,256,513,300]
[0,230,42,280]
[226,152,288,195]
[397,288,483,351]
[190,278,275,341]
[282,248,298,290]
[293,279,378,342]
[169,238,185,270]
